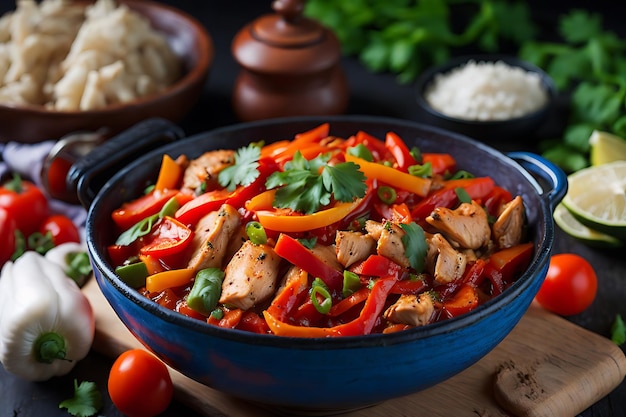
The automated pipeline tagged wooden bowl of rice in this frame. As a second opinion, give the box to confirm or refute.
[0,0,213,143]
[415,55,556,144]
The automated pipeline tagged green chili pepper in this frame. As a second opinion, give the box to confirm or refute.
[115,262,149,288]
[342,270,362,297]
[187,268,224,316]
[246,221,267,245]
[377,186,397,204]
[311,277,332,314]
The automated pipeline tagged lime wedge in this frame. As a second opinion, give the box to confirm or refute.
[554,203,622,248]
[589,130,626,166]
[561,161,626,239]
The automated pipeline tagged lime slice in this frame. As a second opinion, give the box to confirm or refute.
[589,130,626,166]
[554,203,622,248]
[561,161,626,239]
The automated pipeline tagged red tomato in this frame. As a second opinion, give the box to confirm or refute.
[0,207,16,265]
[0,176,48,236]
[139,216,193,257]
[108,349,174,417]
[39,214,81,246]
[45,157,73,198]
[535,253,598,316]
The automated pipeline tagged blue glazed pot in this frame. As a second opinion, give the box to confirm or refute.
[77,115,566,412]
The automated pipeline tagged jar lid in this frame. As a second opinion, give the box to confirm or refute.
[232,0,341,74]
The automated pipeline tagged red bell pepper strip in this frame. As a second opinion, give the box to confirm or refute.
[483,186,514,217]
[274,233,344,292]
[343,130,390,161]
[411,176,495,220]
[208,308,243,329]
[327,287,369,317]
[422,153,457,176]
[390,278,428,295]
[262,275,397,337]
[350,254,402,278]
[112,189,179,231]
[385,131,417,171]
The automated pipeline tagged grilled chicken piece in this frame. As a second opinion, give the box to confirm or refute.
[384,293,435,327]
[492,196,525,249]
[181,149,235,194]
[428,233,467,284]
[219,241,282,310]
[335,231,376,267]
[426,200,491,250]
[365,220,411,268]
[187,204,241,272]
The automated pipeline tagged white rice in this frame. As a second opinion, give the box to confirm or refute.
[424,60,549,121]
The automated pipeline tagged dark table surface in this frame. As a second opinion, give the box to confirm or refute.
[1,1,625,416]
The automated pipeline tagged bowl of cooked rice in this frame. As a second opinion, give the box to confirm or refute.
[415,55,557,144]
[0,0,213,143]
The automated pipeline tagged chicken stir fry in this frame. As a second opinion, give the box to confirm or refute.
[108,125,532,337]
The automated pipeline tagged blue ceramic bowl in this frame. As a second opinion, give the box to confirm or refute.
[415,55,557,144]
[77,116,566,412]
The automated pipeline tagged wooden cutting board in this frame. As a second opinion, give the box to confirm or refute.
[82,278,626,417]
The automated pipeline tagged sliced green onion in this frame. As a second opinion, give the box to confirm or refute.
[377,186,397,204]
[210,308,224,320]
[187,268,224,316]
[159,196,180,217]
[410,146,422,162]
[455,187,472,204]
[408,162,432,178]
[448,170,474,180]
[246,221,267,245]
[311,277,332,314]
[342,270,362,297]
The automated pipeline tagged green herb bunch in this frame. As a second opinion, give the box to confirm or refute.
[520,10,626,172]
[304,0,536,83]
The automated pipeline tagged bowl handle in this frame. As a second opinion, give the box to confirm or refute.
[507,151,568,210]
[68,118,185,208]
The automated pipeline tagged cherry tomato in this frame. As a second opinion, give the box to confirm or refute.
[0,207,16,265]
[39,214,81,246]
[535,253,598,316]
[45,156,73,198]
[0,175,48,236]
[108,349,174,417]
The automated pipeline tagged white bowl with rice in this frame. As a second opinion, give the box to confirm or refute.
[415,55,556,143]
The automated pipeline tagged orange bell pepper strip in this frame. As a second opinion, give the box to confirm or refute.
[245,189,276,212]
[443,284,479,317]
[146,268,195,293]
[154,154,183,192]
[345,154,432,197]
[422,153,457,176]
[263,276,397,337]
[255,199,361,233]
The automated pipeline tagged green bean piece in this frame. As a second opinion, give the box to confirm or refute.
[187,268,225,316]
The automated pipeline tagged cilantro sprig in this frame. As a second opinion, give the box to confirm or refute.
[218,144,261,191]
[59,380,103,417]
[266,151,367,214]
[400,222,428,273]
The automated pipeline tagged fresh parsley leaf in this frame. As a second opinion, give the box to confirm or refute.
[611,314,626,346]
[59,380,103,417]
[218,144,261,191]
[266,151,366,214]
[399,222,427,273]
